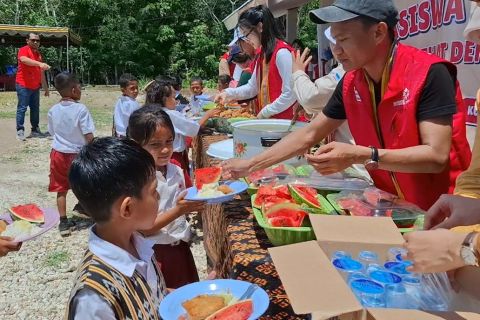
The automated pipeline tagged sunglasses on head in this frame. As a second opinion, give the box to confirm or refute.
[29,39,40,43]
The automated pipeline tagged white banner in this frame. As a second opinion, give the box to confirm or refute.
[394,0,480,143]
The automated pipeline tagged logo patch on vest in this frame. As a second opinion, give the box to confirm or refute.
[354,87,362,102]
[393,88,410,107]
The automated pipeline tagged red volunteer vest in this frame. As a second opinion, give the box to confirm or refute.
[220,52,235,77]
[343,44,471,210]
[256,40,295,119]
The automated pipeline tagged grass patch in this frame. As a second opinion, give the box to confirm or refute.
[45,250,69,268]
[0,110,16,119]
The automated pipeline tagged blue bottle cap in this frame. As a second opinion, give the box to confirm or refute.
[333,258,363,271]
[384,261,411,275]
[402,276,421,285]
[350,279,384,294]
[370,270,402,284]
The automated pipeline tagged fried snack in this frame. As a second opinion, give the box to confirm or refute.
[182,295,226,320]
[0,220,6,233]
[217,185,234,195]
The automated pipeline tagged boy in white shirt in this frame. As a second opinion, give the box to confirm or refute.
[66,137,168,320]
[48,72,94,237]
[113,73,140,137]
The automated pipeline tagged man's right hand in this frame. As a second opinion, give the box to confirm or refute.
[221,158,252,180]
[39,63,50,71]
[214,92,228,105]
[425,194,480,230]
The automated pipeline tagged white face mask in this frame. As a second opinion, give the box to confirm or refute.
[464,3,480,44]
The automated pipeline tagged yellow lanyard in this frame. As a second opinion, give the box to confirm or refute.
[364,44,405,199]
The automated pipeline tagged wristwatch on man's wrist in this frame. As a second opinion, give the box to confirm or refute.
[460,232,480,267]
[364,146,379,170]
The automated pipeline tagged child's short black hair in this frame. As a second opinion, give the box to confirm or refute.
[218,74,231,87]
[170,75,183,91]
[145,79,174,106]
[69,137,156,223]
[127,104,175,146]
[190,77,203,86]
[232,52,251,64]
[54,72,79,97]
[119,73,137,89]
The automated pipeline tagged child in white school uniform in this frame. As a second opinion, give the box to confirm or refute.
[66,137,168,320]
[113,73,140,137]
[128,105,205,288]
[145,78,219,188]
[48,72,95,237]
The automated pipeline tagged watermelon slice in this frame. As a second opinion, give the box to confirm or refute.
[195,167,222,190]
[274,185,292,200]
[253,185,277,208]
[265,203,307,227]
[263,196,294,212]
[271,164,295,176]
[9,204,44,224]
[289,185,321,209]
[363,187,397,206]
[253,185,293,209]
[337,198,372,216]
[206,299,253,320]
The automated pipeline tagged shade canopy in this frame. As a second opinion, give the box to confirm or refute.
[0,24,82,47]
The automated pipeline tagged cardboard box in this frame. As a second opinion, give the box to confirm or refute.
[269,215,480,320]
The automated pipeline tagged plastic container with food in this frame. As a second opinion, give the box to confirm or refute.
[327,189,423,229]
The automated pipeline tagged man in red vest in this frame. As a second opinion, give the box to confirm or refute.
[222,0,472,210]
[15,33,50,141]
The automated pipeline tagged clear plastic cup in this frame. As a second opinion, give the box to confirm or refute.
[385,284,411,309]
[332,257,364,280]
[358,250,379,265]
[369,269,402,286]
[350,279,386,308]
[388,247,407,262]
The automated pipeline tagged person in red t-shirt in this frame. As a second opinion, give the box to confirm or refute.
[15,33,51,141]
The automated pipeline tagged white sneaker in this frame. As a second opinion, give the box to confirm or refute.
[16,130,26,141]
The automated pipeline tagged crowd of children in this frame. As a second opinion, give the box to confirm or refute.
[42,71,224,318]
[0,70,228,317]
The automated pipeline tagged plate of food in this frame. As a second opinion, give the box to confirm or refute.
[0,204,60,242]
[159,279,269,320]
[186,167,248,204]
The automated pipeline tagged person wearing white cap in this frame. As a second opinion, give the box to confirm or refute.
[222,0,471,212]
[215,5,297,120]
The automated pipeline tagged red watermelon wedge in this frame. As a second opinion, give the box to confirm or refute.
[206,299,253,320]
[9,204,44,223]
[265,203,307,227]
[195,167,222,190]
[288,185,321,209]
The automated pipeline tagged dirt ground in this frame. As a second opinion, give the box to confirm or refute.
[0,87,208,319]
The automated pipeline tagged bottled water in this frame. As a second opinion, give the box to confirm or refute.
[332,257,364,280]
[350,279,386,308]
[369,269,402,286]
[388,247,407,262]
[358,250,379,265]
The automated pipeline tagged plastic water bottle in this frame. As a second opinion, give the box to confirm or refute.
[388,247,407,262]
[385,284,412,309]
[384,261,412,276]
[350,279,386,308]
[331,251,351,261]
[332,257,364,280]
[369,269,402,286]
[347,272,369,285]
[402,276,422,309]
[358,250,379,265]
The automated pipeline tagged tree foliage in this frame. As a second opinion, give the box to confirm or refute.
[0,0,317,84]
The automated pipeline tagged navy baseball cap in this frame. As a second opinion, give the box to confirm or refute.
[228,45,242,63]
[310,0,399,28]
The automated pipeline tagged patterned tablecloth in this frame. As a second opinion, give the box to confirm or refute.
[192,131,309,319]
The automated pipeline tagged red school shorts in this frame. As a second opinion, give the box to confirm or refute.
[49,150,77,193]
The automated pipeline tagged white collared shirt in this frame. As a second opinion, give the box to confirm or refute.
[161,107,200,152]
[48,101,95,153]
[71,228,166,320]
[114,96,140,136]
[146,163,191,244]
